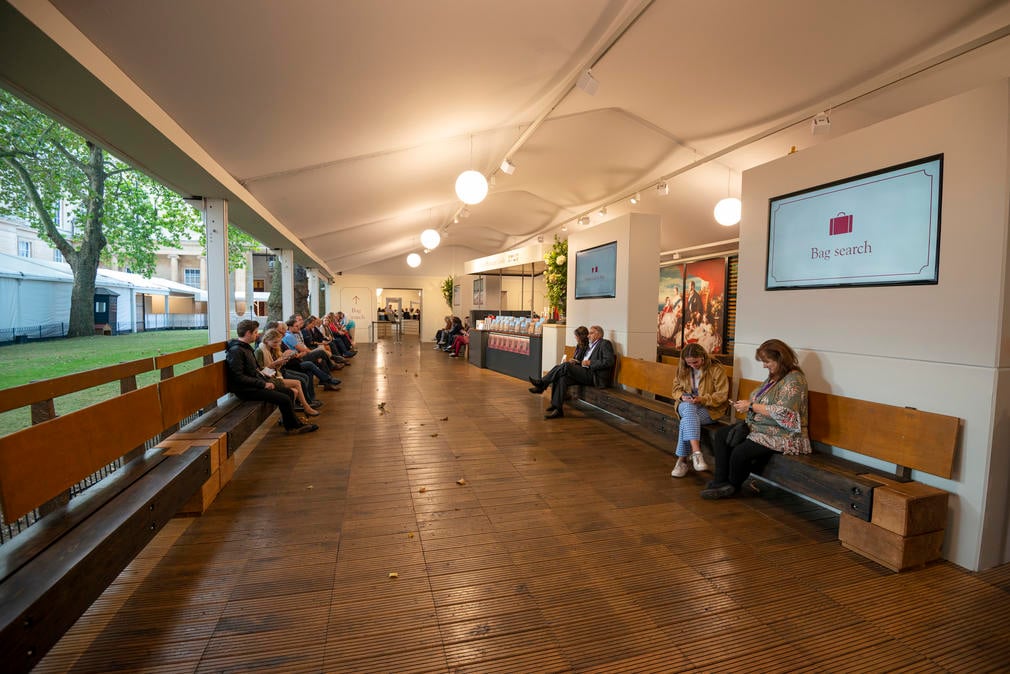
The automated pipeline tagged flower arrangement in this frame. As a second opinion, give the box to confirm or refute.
[544,236,568,315]
[441,275,454,308]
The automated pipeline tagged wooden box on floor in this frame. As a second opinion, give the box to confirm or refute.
[839,512,944,572]
[861,474,948,536]
[157,432,228,515]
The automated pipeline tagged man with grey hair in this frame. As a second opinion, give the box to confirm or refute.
[544,324,615,419]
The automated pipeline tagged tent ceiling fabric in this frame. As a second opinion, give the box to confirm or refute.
[9,0,1010,274]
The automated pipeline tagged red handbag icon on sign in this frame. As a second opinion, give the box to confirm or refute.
[829,212,853,235]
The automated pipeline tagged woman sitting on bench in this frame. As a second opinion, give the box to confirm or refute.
[670,343,728,478]
[701,338,811,500]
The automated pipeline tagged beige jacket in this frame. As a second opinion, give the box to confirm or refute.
[671,362,730,420]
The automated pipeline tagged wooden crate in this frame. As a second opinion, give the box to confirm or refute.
[862,474,948,536]
[176,470,222,516]
[839,513,944,572]
[163,432,227,472]
[158,434,228,516]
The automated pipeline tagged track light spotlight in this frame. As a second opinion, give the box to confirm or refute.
[657,182,669,196]
[811,111,831,135]
[561,224,568,232]
[459,206,471,219]
[630,193,641,205]
[598,206,607,217]
[576,69,599,96]
[578,215,590,226]
[500,158,516,175]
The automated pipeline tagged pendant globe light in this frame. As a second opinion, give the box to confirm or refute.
[714,198,742,226]
[406,253,421,268]
[713,166,742,226]
[421,228,441,250]
[455,135,488,205]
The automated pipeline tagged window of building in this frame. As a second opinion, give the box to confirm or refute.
[183,268,201,288]
[253,279,265,291]
[53,248,63,263]
[18,240,31,258]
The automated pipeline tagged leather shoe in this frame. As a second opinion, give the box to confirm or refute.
[700,484,737,500]
[544,409,564,419]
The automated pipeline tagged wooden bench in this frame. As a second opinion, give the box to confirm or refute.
[737,378,959,571]
[565,349,732,445]
[0,341,276,671]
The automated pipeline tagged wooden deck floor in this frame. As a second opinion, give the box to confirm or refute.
[37,339,1010,673]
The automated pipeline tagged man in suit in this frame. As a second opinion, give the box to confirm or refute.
[538,324,615,419]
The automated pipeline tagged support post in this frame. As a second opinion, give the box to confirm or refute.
[279,249,295,319]
[204,198,230,344]
[307,268,320,317]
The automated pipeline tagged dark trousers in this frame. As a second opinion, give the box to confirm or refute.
[712,424,775,488]
[235,386,300,429]
[294,358,337,385]
[281,367,316,403]
[549,362,594,410]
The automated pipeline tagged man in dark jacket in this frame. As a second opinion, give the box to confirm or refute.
[540,324,615,419]
[226,320,318,434]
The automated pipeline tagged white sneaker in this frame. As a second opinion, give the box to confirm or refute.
[691,452,709,472]
[671,458,690,478]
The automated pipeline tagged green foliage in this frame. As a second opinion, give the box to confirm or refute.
[0,89,202,278]
[196,223,261,272]
[441,275,454,308]
[543,236,568,312]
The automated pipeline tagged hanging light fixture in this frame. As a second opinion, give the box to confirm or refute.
[455,135,488,205]
[421,229,441,250]
[713,166,741,226]
[714,198,742,226]
[406,253,421,268]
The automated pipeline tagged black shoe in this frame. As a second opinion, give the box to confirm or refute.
[309,400,324,408]
[700,484,737,500]
[323,383,341,391]
[288,423,319,434]
[544,409,564,419]
[546,405,557,412]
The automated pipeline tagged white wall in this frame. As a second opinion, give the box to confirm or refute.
[332,273,448,343]
[738,81,1010,570]
[566,212,660,358]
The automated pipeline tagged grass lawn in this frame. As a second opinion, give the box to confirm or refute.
[0,330,212,437]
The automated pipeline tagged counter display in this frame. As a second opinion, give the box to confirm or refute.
[469,330,542,381]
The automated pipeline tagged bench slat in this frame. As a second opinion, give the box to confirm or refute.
[154,341,227,370]
[0,449,171,584]
[0,358,154,414]
[159,361,229,429]
[0,386,164,522]
[759,454,882,519]
[739,378,958,479]
[0,444,211,673]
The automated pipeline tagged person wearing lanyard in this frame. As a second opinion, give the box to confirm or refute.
[670,343,728,478]
[701,338,811,499]
[542,325,615,419]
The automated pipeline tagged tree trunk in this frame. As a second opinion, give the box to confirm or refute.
[66,142,108,338]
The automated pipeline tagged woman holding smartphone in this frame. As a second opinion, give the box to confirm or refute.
[670,343,728,477]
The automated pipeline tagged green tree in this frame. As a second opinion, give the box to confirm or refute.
[0,90,201,337]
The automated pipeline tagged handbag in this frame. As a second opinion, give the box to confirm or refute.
[725,420,750,447]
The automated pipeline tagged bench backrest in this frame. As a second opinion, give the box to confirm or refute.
[562,346,733,399]
[738,378,959,479]
[0,344,229,522]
